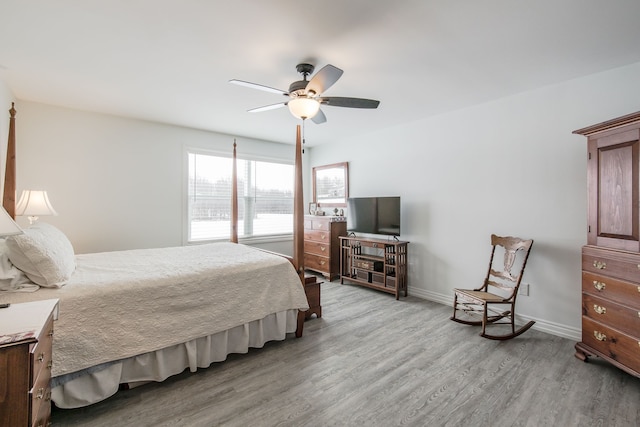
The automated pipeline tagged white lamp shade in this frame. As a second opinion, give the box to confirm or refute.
[15,190,58,217]
[288,97,320,119]
[0,207,23,236]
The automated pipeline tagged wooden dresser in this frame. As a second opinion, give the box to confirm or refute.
[573,112,640,378]
[0,299,59,427]
[304,215,346,281]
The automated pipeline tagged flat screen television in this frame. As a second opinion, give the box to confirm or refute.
[346,196,401,236]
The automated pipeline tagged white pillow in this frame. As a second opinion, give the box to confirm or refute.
[0,239,38,292]
[6,223,76,288]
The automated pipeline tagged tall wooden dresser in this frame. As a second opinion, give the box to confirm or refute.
[304,215,347,281]
[573,112,640,378]
[0,299,59,427]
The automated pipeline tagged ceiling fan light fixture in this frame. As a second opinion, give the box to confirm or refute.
[288,97,320,120]
[231,63,378,124]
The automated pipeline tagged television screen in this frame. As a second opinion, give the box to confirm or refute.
[346,196,401,236]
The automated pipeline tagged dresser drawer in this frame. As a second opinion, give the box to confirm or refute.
[30,363,51,426]
[304,218,330,231]
[582,245,640,283]
[305,253,330,273]
[582,271,640,308]
[582,293,640,338]
[30,314,53,426]
[582,316,640,373]
[305,229,331,243]
[33,400,51,427]
[31,314,54,384]
[358,239,387,249]
[305,241,330,256]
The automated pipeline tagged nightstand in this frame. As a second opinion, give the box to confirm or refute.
[303,274,322,319]
[0,299,59,427]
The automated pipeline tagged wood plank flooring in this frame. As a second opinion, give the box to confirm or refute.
[52,279,640,426]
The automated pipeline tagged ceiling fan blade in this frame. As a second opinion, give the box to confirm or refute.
[247,102,287,113]
[305,64,343,95]
[321,97,380,109]
[311,108,327,124]
[229,79,288,96]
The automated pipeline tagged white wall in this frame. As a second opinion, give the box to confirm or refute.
[13,102,305,255]
[309,61,640,339]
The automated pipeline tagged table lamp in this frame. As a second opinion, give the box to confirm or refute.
[15,190,58,225]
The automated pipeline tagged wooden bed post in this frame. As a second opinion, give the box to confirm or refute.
[294,125,306,338]
[230,140,238,243]
[3,103,17,218]
[293,125,304,282]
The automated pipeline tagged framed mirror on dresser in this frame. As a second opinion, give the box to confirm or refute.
[312,162,349,207]
[306,162,349,281]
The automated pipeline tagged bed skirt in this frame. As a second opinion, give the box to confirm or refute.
[52,309,299,409]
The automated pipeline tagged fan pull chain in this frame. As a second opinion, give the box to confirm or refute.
[302,119,306,153]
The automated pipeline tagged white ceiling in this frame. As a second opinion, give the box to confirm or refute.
[2,1,640,146]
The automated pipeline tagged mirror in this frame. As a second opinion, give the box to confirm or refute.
[313,162,349,207]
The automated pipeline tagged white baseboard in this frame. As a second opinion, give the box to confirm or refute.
[409,287,581,341]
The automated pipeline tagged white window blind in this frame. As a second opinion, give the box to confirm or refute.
[187,151,294,242]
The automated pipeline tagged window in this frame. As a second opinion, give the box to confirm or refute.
[187,150,294,242]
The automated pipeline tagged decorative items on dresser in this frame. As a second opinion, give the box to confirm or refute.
[304,215,347,281]
[339,236,409,300]
[573,111,640,378]
[0,299,59,427]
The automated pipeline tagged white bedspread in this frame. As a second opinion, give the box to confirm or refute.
[1,242,308,377]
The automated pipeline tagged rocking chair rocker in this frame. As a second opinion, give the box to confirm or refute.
[451,234,534,340]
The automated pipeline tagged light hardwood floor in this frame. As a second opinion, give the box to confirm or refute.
[52,279,640,426]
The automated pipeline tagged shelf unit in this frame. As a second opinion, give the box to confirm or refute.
[339,236,409,299]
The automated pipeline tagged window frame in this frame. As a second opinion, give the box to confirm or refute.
[183,147,295,245]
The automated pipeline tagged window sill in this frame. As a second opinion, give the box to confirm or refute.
[187,234,293,246]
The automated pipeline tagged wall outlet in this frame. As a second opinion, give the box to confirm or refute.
[519,283,529,296]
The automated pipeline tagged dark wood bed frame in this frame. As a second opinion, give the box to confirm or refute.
[3,104,309,335]
[3,103,16,219]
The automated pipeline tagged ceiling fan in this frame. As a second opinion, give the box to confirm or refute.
[229,63,380,124]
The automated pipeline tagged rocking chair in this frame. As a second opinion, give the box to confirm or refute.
[451,234,534,340]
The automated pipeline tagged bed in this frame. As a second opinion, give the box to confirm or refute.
[0,105,310,408]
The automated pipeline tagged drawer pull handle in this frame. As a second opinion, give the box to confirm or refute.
[319,260,326,265]
[594,330,607,341]
[48,330,54,337]
[320,246,326,252]
[47,361,53,369]
[593,281,606,291]
[37,352,45,362]
[320,234,326,239]
[593,304,606,315]
[592,261,606,270]
[36,387,45,399]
